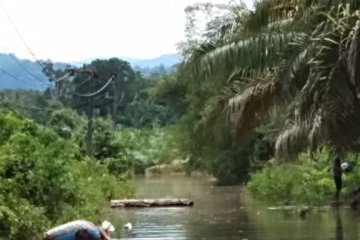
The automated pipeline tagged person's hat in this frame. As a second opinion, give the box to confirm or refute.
[101,220,115,232]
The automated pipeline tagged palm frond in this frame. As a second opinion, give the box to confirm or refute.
[347,19,360,92]
[261,18,295,33]
[277,33,312,99]
[275,121,310,160]
[247,0,301,32]
[226,76,276,137]
[275,7,360,158]
[189,32,300,81]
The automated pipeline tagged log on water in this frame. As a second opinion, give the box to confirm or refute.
[110,198,194,208]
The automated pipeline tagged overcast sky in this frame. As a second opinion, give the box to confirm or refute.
[0,0,252,62]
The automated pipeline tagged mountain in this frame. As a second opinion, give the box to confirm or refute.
[125,54,181,68]
[72,54,181,69]
[130,54,180,77]
[0,53,181,90]
[72,54,181,77]
[0,53,48,90]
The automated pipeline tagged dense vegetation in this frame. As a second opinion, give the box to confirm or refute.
[3,1,360,237]
[150,0,360,200]
[0,57,180,238]
[0,110,135,239]
[0,53,179,90]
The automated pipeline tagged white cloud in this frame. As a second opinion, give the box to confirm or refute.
[0,0,253,62]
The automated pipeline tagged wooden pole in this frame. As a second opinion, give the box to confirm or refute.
[112,81,118,130]
[86,95,94,157]
[85,73,96,157]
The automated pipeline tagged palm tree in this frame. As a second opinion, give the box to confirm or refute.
[185,0,360,159]
[181,0,360,196]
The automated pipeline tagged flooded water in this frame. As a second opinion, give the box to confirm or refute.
[112,176,360,240]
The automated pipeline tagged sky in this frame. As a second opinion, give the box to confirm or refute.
[0,0,252,62]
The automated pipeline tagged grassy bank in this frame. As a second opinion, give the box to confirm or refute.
[247,149,360,206]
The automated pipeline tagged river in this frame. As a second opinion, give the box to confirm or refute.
[112,176,360,240]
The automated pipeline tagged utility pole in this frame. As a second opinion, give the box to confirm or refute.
[85,71,98,157]
[111,80,118,129]
[86,94,94,157]
[73,71,115,157]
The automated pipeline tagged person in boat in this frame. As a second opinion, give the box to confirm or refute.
[42,220,114,240]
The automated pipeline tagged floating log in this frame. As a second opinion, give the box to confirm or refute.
[110,198,194,208]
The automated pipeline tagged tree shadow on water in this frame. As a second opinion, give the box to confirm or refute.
[335,209,343,240]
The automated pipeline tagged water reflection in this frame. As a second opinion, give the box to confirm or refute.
[335,210,343,240]
[110,176,360,240]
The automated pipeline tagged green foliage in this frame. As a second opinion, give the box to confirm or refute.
[210,147,252,186]
[189,131,273,186]
[0,89,55,124]
[47,108,85,139]
[91,118,121,160]
[114,127,181,174]
[41,58,180,129]
[248,163,333,205]
[0,110,134,239]
[122,99,174,127]
[146,0,360,191]
[248,148,360,205]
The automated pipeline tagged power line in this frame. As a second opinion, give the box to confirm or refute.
[0,67,43,87]
[74,75,92,88]
[1,46,51,85]
[0,0,45,70]
[72,92,111,109]
[0,68,22,81]
[74,75,115,97]
[52,72,72,83]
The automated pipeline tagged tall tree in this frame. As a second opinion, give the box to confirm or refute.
[169,0,360,184]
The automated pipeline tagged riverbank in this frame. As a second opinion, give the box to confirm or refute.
[144,160,207,178]
[247,150,360,206]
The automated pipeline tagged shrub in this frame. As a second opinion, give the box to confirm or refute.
[0,110,135,239]
[247,149,336,205]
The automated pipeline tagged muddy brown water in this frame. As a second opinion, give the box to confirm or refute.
[112,176,360,240]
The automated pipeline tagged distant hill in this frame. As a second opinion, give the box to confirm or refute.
[0,53,181,90]
[126,54,181,77]
[72,54,181,69]
[125,54,181,68]
[71,54,181,76]
[0,54,48,90]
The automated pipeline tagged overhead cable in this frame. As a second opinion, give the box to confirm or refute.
[0,0,45,70]
[0,67,45,87]
[1,46,51,85]
[74,74,116,97]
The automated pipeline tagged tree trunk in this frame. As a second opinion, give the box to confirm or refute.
[110,198,194,208]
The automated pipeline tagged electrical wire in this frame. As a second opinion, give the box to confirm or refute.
[73,74,92,88]
[73,75,115,97]
[0,0,45,70]
[0,67,45,87]
[0,2,121,102]
[0,68,22,81]
[1,46,51,85]
[52,72,71,83]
